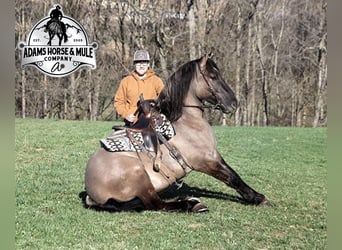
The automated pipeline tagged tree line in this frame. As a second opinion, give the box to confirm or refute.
[15,0,327,127]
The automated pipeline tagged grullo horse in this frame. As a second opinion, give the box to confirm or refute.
[84,54,270,212]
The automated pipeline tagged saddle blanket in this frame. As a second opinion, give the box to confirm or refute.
[100,114,175,152]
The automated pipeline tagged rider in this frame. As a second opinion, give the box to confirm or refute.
[46,5,68,43]
[114,50,164,127]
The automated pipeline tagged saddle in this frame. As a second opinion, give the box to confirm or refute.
[101,95,191,176]
[112,95,163,171]
[113,96,159,151]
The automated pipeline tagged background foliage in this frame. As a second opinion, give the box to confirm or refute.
[15,0,327,127]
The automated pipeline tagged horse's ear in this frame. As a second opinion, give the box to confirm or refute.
[200,51,213,71]
[200,54,208,72]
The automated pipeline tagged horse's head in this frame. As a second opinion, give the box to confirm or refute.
[196,54,237,114]
[157,54,237,122]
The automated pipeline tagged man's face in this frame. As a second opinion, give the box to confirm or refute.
[134,61,149,76]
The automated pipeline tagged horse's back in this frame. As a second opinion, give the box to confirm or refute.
[48,20,60,31]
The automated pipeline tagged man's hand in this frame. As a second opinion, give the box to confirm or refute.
[125,114,135,122]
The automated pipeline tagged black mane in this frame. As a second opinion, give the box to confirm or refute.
[156,58,200,122]
[156,58,221,122]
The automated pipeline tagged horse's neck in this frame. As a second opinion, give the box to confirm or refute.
[173,107,213,137]
[167,108,216,174]
[181,94,205,117]
[174,91,208,129]
[182,107,204,121]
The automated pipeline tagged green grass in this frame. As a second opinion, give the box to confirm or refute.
[15,118,327,249]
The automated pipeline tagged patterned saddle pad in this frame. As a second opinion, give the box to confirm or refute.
[100,114,175,152]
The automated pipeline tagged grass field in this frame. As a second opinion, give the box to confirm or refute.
[15,118,327,249]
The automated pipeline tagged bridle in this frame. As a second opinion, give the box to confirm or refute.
[183,65,223,112]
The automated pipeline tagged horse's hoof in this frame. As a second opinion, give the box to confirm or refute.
[186,197,209,213]
[192,203,209,213]
[85,195,97,206]
[187,197,201,203]
[259,198,272,206]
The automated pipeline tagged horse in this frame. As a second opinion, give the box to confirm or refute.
[45,19,67,46]
[84,54,270,212]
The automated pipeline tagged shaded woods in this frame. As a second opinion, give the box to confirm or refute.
[15,0,327,127]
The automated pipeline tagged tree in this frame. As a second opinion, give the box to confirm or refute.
[14,0,327,127]
[312,1,327,127]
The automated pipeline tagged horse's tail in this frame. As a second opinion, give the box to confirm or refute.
[62,23,68,43]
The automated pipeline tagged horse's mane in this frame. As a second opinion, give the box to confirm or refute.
[156,58,200,122]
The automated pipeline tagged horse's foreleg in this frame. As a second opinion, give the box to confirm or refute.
[137,178,208,212]
[202,156,270,205]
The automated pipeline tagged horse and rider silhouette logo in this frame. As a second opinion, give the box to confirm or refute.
[45,5,68,45]
[18,4,98,77]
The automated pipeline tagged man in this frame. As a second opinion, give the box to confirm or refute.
[114,50,164,126]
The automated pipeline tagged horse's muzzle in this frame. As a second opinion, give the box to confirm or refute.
[220,99,237,115]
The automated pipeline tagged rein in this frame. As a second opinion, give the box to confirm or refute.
[183,103,222,112]
[183,105,205,112]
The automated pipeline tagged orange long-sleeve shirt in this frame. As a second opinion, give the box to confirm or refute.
[114,69,164,120]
